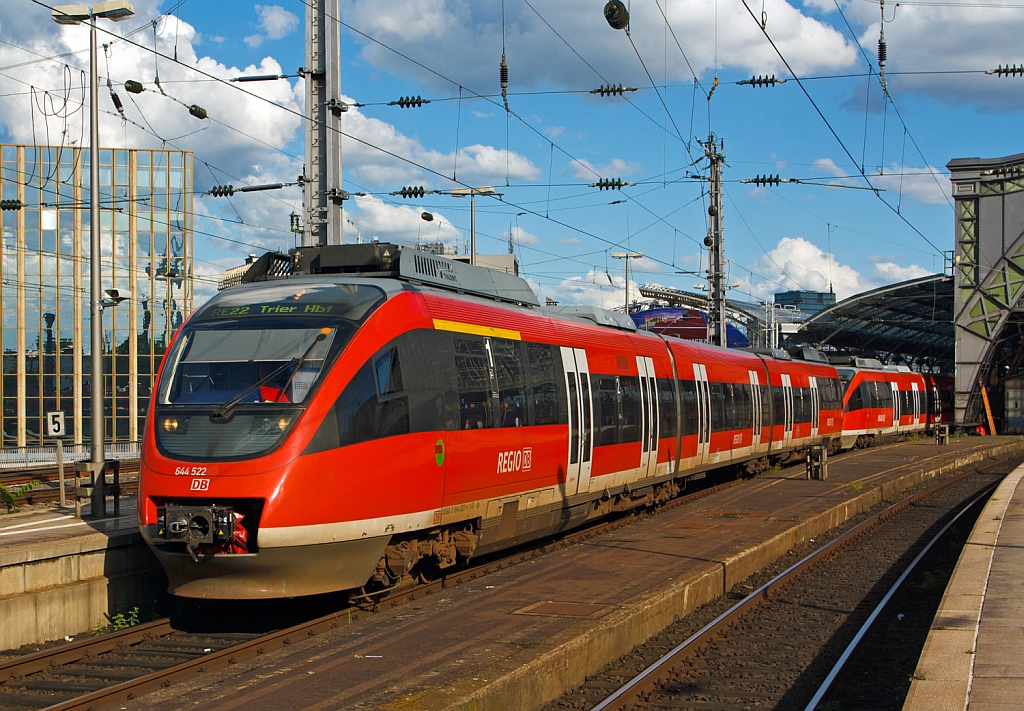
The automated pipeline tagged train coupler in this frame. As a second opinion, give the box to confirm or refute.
[156,505,247,560]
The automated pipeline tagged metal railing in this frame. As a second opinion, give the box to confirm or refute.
[0,442,141,471]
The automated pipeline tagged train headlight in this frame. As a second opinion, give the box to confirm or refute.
[160,417,189,434]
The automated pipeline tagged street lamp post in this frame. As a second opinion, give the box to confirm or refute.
[53,1,135,517]
[451,186,495,265]
[611,251,642,313]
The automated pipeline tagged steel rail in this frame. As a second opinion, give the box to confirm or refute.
[802,482,996,711]
[360,476,742,612]
[3,447,995,710]
[591,462,1002,711]
[0,478,741,710]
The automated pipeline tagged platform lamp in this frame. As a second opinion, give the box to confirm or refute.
[52,1,135,518]
[612,251,642,313]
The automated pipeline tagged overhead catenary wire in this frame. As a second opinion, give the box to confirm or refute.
[738,0,944,256]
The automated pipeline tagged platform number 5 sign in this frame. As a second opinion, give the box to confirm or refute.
[46,411,66,438]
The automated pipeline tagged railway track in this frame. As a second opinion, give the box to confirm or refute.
[0,449,1007,711]
[0,465,139,508]
[0,470,744,710]
[562,461,1007,711]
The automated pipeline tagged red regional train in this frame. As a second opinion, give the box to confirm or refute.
[137,244,950,599]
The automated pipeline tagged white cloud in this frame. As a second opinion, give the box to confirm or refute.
[570,157,642,181]
[346,195,461,247]
[869,164,951,206]
[740,236,933,301]
[843,0,1023,110]
[342,0,856,92]
[534,269,636,311]
[340,102,541,185]
[255,5,300,40]
[508,225,539,246]
[870,260,932,283]
[747,236,864,299]
[243,34,264,48]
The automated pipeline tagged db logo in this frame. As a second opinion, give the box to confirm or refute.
[190,478,210,491]
[497,447,532,474]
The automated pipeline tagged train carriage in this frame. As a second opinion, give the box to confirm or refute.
[137,244,939,600]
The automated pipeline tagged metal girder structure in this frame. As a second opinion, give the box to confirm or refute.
[638,284,763,330]
[950,152,1024,427]
[796,274,953,370]
[303,0,344,246]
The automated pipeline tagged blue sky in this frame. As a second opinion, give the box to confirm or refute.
[1,0,1021,308]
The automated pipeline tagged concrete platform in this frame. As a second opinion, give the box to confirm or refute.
[0,498,164,651]
[904,457,1024,711]
[113,437,1024,711]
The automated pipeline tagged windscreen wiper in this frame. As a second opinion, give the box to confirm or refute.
[210,329,330,421]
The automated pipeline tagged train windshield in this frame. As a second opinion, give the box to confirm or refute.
[153,282,385,460]
[159,326,338,406]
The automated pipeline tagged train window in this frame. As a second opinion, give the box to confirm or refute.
[760,385,771,431]
[333,360,410,448]
[772,385,785,424]
[525,342,558,426]
[597,377,619,445]
[679,380,697,437]
[374,348,403,396]
[874,382,893,408]
[794,387,813,424]
[709,382,725,432]
[827,378,843,410]
[581,373,593,460]
[845,383,864,412]
[492,339,526,427]
[305,332,445,455]
[619,376,641,443]
[735,382,752,430]
[454,338,493,430]
[658,379,676,436]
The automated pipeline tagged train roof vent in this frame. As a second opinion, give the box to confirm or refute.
[546,305,637,331]
[240,251,292,284]
[787,348,830,363]
[854,357,884,369]
[243,244,540,307]
[745,347,793,360]
[883,365,912,372]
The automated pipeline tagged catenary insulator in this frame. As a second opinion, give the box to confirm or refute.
[124,80,144,94]
[210,185,235,197]
[500,55,509,90]
[0,199,24,211]
[604,0,629,30]
[878,39,887,67]
[188,104,208,120]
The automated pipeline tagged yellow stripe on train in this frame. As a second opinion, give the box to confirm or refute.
[432,318,521,341]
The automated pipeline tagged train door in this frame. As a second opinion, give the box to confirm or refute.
[809,376,820,439]
[911,382,921,427]
[575,349,594,494]
[781,373,794,447]
[748,370,762,449]
[636,356,659,478]
[693,363,711,464]
[559,346,582,495]
[890,381,901,432]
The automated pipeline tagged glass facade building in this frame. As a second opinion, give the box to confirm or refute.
[0,144,193,446]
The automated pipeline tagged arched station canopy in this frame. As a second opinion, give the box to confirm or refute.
[795,274,953,370]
